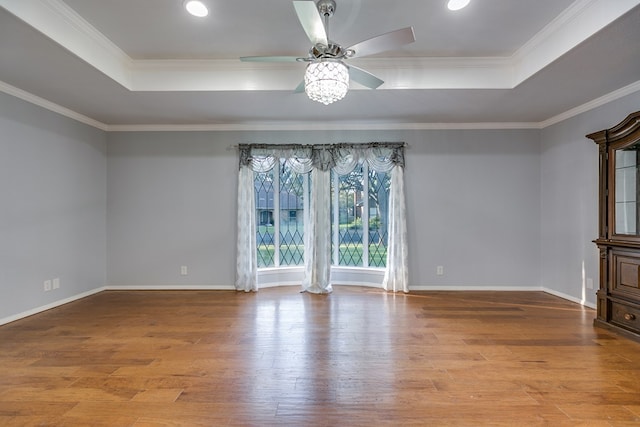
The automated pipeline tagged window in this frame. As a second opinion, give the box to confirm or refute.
[237,142,407,293]
[255,160,308,267]
[255,160,390,268]
[333,164,390,267]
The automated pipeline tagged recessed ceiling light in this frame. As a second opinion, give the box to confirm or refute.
[184,0,208,17]
[447,0,470,11]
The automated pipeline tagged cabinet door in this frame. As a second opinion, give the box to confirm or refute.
[612,250,640,298]
[612,146,640,239]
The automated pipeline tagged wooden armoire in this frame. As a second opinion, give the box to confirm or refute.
[587,111,640,339]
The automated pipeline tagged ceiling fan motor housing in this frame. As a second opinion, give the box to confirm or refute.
[311,43,348,59]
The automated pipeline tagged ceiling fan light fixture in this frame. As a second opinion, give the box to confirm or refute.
[304,60,349,105]
[447,0,470,11]
[184,0,208,17]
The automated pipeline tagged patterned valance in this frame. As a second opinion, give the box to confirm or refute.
[238,142,405,174]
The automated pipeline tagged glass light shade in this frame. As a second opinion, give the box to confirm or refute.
[447,0,470,11]
[304,60,349,105]
[184,0,208,17]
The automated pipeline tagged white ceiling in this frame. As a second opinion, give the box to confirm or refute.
[1,0,639,130]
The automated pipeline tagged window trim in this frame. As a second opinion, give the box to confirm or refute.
[257,265,386,288]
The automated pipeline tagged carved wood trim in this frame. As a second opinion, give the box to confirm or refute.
[587,111,640,145]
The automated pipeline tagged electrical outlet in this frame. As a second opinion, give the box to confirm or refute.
[53,278,60,289]
[587,278,594,290]
[181,266,188,276]
[44,280,52,291]
[436,266,444,276]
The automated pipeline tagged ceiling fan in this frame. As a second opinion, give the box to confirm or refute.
[240,0,415,104]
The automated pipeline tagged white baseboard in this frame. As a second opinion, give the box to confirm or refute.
[410,285,544,292]
[258,282,300,289]
[0,283,596,326]
[105,284,235,291]
[411,284,597,308]
[0,286,107,326]
[542,287,597,309]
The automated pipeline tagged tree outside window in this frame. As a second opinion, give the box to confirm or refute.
[255,160,390,268]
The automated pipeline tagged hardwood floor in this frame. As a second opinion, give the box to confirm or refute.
[1,287,640,426]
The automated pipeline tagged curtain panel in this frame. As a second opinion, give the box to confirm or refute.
[235,142,408,293]
[235,166,257,292]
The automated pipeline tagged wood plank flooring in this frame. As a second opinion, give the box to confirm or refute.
[1,287,640,426]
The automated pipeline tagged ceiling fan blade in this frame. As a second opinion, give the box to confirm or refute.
[293,1,328,46]
[240,56,301,62]
[294,80,306,93]
[347,27,416,58]
[347,65,384,89]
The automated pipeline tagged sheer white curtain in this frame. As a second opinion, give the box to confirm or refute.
[235,165,257,292]
[301,168,332,293]
[235,143,407,293]
[382,165,409,293]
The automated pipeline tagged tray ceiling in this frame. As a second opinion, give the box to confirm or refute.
[1,0,639,130]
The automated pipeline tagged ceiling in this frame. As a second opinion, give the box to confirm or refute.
[1,0,639,130]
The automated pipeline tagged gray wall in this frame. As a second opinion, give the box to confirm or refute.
[4,81,639,322]
[407,130,541,288]
[107,132,237,287]
[0,92,107,321]
[540,90,640,307]
[106,129,542,289]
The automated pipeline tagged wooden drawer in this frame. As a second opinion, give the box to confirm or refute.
[612,251,640,298]
[611,301,640,333]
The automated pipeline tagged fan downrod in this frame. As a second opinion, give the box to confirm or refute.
[316,0,336,17]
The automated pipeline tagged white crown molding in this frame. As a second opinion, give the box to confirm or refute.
[0,81,108,130]
[2,0,640,131]
[3,0,638,93]
[130,57,514,91]
[106,121,541,132]
[511,0,640,86]
[4,76,640,132]
[0,0,132,88]
[540,79,640,129]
